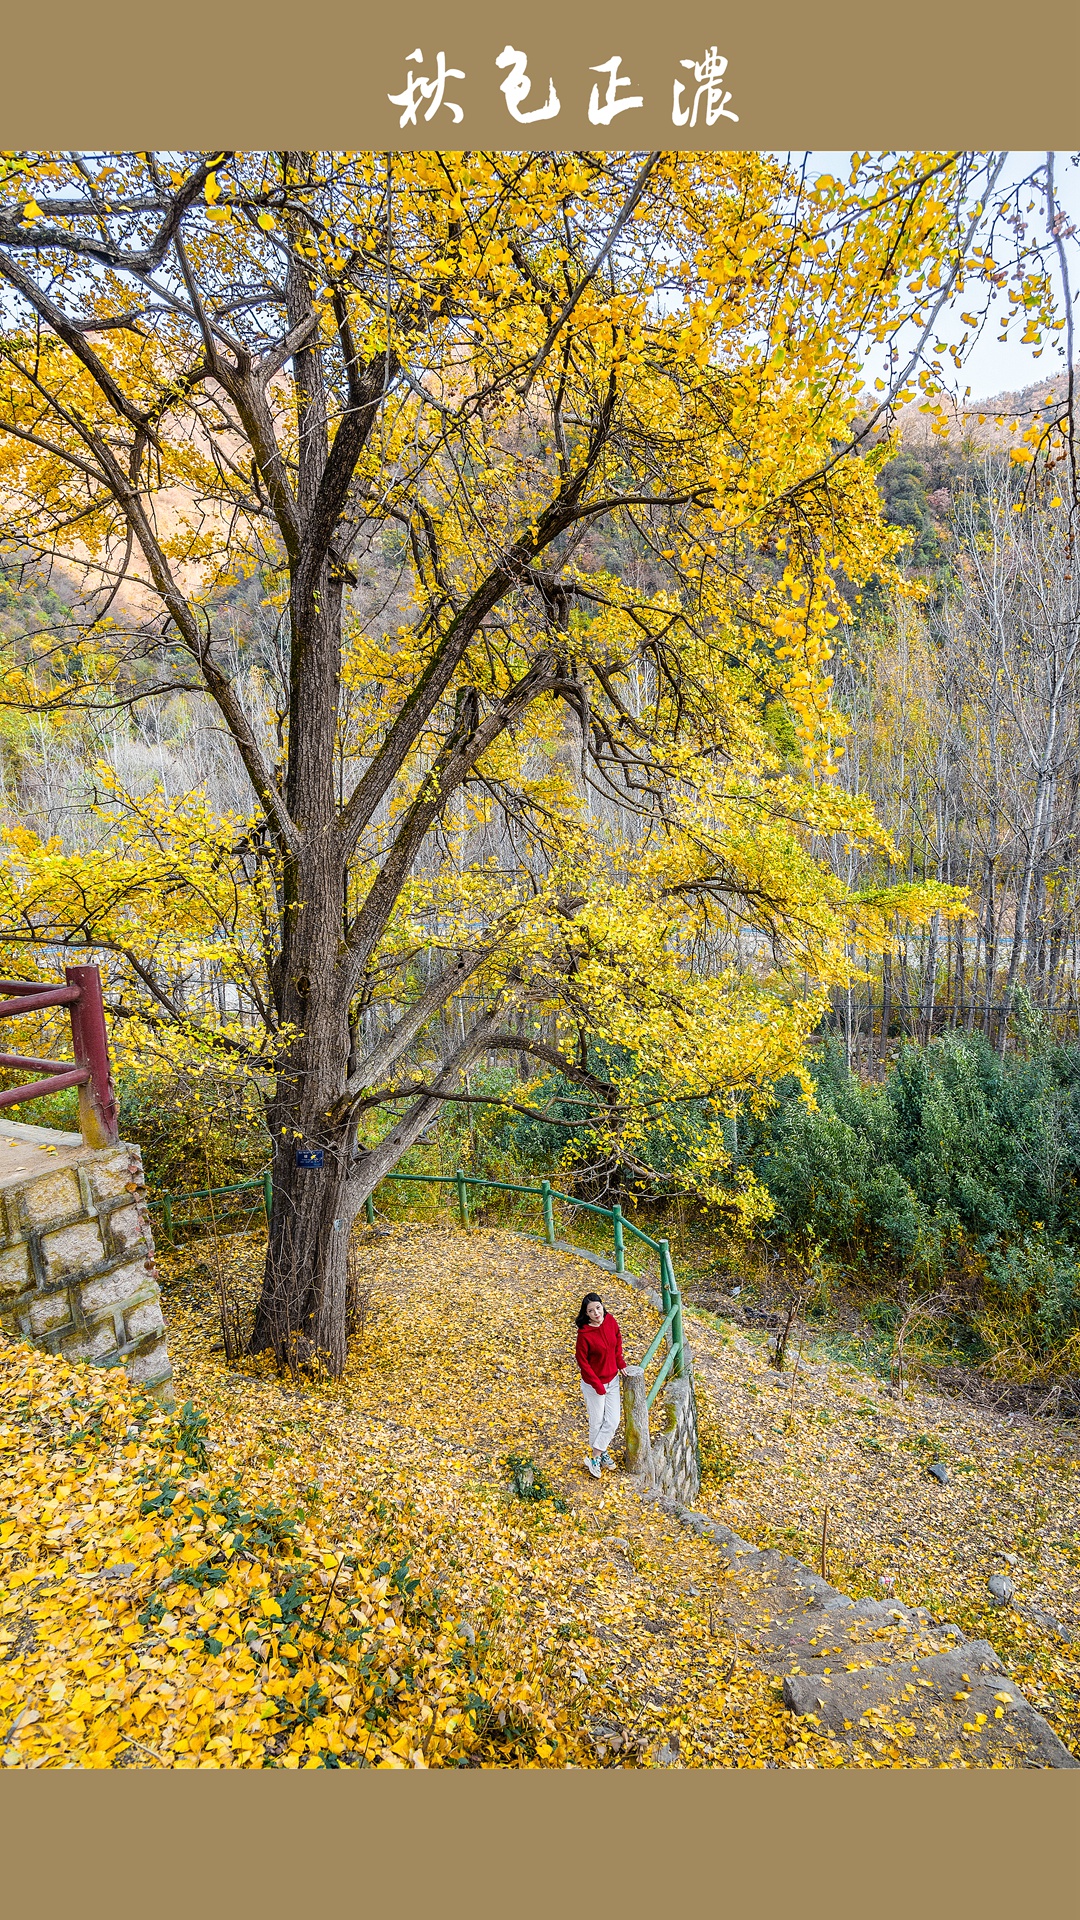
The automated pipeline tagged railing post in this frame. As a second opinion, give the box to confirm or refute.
[65,965,119,1147]
[612,1202,625,1274]
[541,1179,555,1246]
[365,1193,375,1225]
[621,1365,653,1478]
[659,1237,672,1316]
[455,1168,470,1230]
[162,1193,174,1248]
[659,1238,684,1375]
[263,1169,273,1220]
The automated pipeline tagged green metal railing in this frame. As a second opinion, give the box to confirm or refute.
[147,1165,684,1408]
[151,1171,273,1251]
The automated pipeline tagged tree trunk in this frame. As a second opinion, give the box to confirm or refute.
[981,858,999,1038]
[880,946,893,1074]
[250,829,357,1372]
[254,1115,354,1374]
[897,935,915,1039]
[920,909,941,1044]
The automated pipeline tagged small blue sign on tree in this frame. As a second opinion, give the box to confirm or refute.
[295,1146,325,1170]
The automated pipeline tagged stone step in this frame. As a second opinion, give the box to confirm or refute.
[665,1499,1078,1768]
[782,1638,1076,1768]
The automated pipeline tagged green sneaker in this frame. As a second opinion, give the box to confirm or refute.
[585,1454,602,1479]
[601,1452,617,1469]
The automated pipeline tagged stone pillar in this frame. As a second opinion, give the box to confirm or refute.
[659,1375,701,1505]
[620,1357,702,1503]
[621,1365,653,1476]
[647,1375,701,1506]
[0,1119,173,1408]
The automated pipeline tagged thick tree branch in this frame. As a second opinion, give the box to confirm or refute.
[348,1000,514,1194]
[0,154,228,274]
[344,656,560,970]
[0,250,158,437]
[341,949,491,1100]
[81,429,299,858]
[337,393,620,856]
[486,1033,618,1102]
[521,151,661,392]
[294,349,399,615]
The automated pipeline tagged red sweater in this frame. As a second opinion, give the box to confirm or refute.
[575,1314,625,1393]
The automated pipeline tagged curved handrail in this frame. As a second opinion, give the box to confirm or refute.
[145,1163,685,1400]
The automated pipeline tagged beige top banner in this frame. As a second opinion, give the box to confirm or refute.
[4,0,1078,147]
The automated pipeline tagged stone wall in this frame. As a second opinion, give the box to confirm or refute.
[621,1361,701,1506]
[650,1374,701,1506]
[0,1119,173,1407]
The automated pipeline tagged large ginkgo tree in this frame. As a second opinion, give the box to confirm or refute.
[0,149,1066,1371]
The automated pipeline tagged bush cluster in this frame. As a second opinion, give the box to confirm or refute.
[746,1029,1080,1363]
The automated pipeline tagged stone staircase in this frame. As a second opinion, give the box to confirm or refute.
[651,1499,1078,1767]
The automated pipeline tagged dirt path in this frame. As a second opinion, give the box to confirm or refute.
[161,1221,1080,1766]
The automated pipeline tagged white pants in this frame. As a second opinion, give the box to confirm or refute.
[581,1376,621,1456]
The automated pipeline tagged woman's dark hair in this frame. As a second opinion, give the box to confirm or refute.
[575,1292,604,1329]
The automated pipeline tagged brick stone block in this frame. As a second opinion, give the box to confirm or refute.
[124,1297,164,1344]
[41,1219,104,1284]
[87,1152,136,1205]
[29,1290,73,1336]
[0,1242,31,1297]
[61,1320,118,1362]
[129,1337,172,1387]
[6,1132,170,1404]
[105,1204,148,1256]
[78,1261,149,1315]
[19,1168,83,1227]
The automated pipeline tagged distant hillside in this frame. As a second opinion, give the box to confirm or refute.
[896,362,1076,457]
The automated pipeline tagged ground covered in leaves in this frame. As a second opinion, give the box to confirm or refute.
[688,1311,1080,1752]
[3,1222,1078,1767]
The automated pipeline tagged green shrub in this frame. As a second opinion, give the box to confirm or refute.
[744,1030,1080,1364]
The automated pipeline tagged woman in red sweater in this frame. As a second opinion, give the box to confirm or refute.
[575,1292,625,1478]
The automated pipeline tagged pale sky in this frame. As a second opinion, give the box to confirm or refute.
[798,151,1080,404]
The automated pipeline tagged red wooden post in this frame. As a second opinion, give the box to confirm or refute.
[65,965,119,1147]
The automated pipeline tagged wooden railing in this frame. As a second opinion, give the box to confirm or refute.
[0,965,118,1147]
